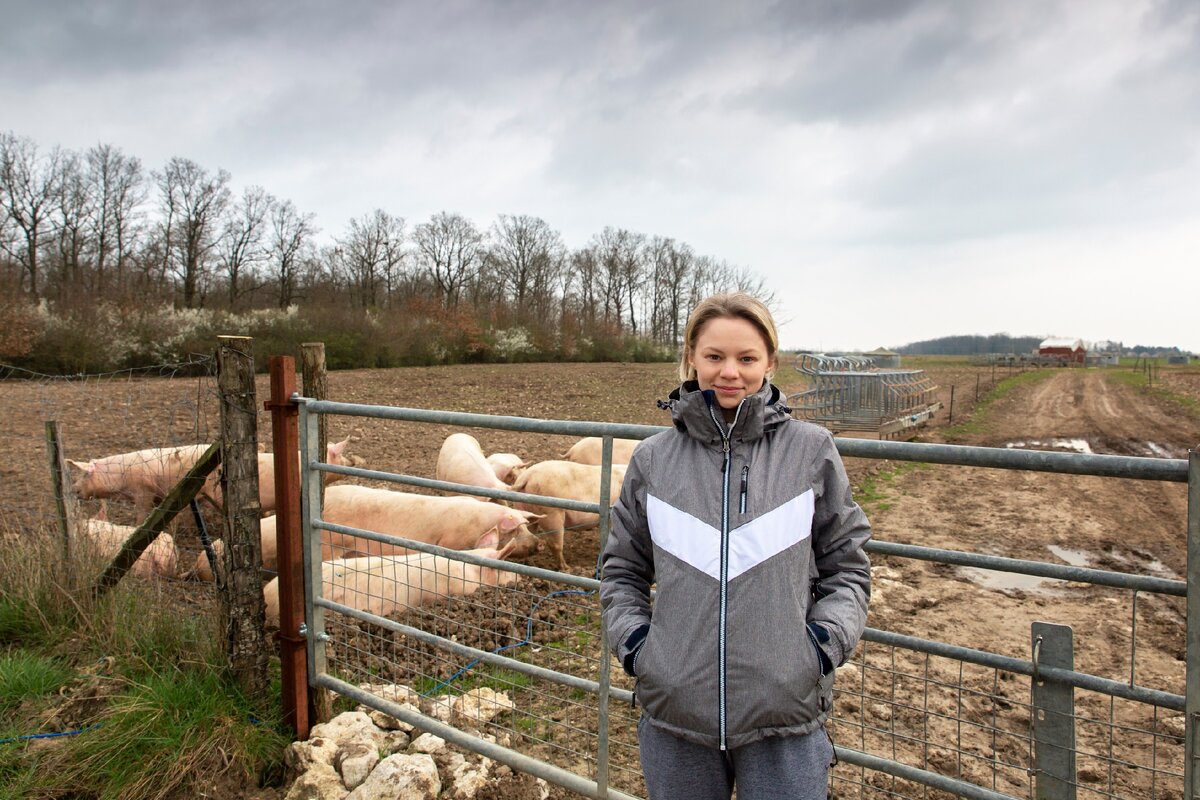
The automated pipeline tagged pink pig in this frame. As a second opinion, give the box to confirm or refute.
[562,436,640,466]
[512,460,627,571]
[485,453,527,484]
[436,433,510,496]
[199,436,364,513]
[263,532,518,628]
[80,510,178,579]
[68,445,211,515]
[194,483,543,581]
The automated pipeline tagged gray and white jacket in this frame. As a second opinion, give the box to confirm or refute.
[600,379,871,751]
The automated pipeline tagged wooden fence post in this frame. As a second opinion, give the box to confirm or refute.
[267,355,310,738]
[216,335,269,708]
[300,343,327,505]
[44,421,77,563]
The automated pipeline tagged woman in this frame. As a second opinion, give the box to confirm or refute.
[600,293,871,800]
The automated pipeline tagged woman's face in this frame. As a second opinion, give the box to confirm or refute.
[687,315,776,419]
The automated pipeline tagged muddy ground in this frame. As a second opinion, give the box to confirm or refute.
[1,359,1197,799]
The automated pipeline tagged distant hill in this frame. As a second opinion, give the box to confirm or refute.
[895,334,1043,356]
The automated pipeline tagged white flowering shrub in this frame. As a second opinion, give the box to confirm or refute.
[493,327,535,361]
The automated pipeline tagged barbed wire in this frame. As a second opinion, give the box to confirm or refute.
[0,354,215,382]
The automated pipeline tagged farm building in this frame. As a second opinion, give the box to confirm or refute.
[1167,354,1191,364]
[1038,337,1086,364]
[865,347,901,368]
[1085,351,1120,367]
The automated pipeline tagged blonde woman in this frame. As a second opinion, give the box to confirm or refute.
[601,293,871,800]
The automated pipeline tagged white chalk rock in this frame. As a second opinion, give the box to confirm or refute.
[345,753,440,800]
[445,753,493,800]
[284,761,349,800]
[429,695,454,723]
[286,734,342,772]
[453,688,515,726]
[336,741,380,791]
[411,732,447,754]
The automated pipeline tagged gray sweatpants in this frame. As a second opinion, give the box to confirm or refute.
[638,716,833,800]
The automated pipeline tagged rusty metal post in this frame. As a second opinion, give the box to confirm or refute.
[267,355,310,738]
[216,335,269,708]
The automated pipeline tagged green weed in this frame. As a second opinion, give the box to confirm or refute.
[0,652,73,715]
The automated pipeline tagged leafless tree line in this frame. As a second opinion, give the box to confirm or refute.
[0,132,770,347]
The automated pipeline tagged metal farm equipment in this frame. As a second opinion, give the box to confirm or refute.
[787,353,941,438]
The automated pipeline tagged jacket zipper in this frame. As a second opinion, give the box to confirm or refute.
[706,398,743,751]
[739,465,749,514]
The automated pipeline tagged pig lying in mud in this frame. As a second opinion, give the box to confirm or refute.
[262,531,519,628]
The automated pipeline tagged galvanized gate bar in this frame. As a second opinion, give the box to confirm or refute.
[1032,622,1077,800]
[864,628,1184,711]
[299,402,327,686]
[1186,448,1199,800]
[305,398,1187,482]
[318,675,643,800]
[595,436,615,799]
[305,399,662,441]
[836,438,1188,481]
[869,541,1186,595]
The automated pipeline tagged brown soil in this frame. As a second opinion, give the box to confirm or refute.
[2,360,1197,799]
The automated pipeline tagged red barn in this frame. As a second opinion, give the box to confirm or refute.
[1038,337,1086,364]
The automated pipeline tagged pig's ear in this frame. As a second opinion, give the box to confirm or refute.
[327,438,349,459]
[96,501,109,522]
[66,459,93,475]
[475,526,500,550]
[518,510,545,522]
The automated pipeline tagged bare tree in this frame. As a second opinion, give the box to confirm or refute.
[0,132,62,301]
[219,186,272,307]
[53,150,92,300]
[413,211,482,309]
[336,209,406,309]
[648,236,694,347]
[487,214,564,324]
[592,227,642,329]
[570,245,599,328]
[268,199,317,308]
[155,157,231,307]
[85,144,145,298]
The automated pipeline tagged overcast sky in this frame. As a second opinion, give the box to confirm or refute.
[3,0,1197,352]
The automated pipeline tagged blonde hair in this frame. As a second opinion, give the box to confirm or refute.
[679,293,780,381]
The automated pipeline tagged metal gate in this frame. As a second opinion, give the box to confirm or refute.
[292,396,1197,800]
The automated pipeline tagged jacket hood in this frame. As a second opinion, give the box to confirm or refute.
[660,380,792,444]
